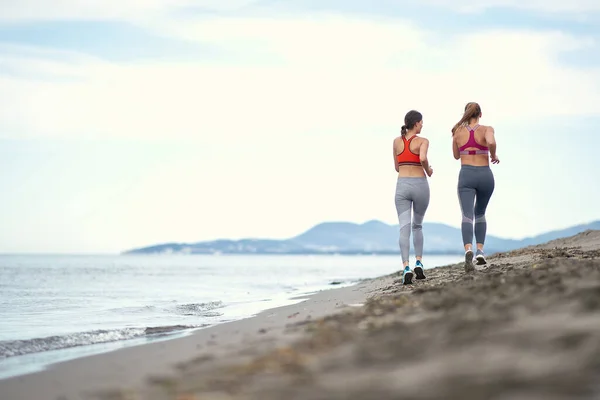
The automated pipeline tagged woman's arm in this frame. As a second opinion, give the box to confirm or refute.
[485,126,500,164]
[452,136,461,160]
[419,139,433,177]
[393,138,399,172]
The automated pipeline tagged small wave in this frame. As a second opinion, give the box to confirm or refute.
[108,305,158,314]
[144,325,199,335]
[0,324,199,359]
[173,301,224,317]
[109,301,225,317]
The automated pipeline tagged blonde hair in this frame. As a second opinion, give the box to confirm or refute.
[451,102,482,136]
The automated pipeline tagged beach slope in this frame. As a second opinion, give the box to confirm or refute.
[2,230,600,400]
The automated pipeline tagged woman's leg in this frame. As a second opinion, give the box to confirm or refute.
[458,171,476,250]
[457,166,477,272]
[411,178,430,262]
[395,179,413,267]
[474,167,495,264]
[411,178,430,280]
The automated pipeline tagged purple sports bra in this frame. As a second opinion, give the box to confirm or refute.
[459,124,489,155]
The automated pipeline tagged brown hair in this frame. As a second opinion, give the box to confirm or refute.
[451,102,482,136]
[401,110,423,136]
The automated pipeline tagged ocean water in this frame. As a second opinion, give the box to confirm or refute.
[0,253,462,379]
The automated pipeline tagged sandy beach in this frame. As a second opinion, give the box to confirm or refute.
[2,230,600,400]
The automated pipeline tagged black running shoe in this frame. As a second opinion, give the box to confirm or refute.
[414,260,426,280]
[464,249,475,272]
[476,249,487,265]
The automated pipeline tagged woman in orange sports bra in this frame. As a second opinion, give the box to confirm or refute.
[451,102,500,272]
[393,110,433,285]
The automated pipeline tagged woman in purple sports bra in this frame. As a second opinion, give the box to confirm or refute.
[451,102,500,272]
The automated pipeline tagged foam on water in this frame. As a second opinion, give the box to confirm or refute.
[0,324,201,359]
[0,253,462,379]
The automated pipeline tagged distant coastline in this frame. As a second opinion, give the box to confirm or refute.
[122,219,600,256]
[123,249,465,256]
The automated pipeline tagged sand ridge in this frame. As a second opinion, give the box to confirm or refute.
[133,230,600,400]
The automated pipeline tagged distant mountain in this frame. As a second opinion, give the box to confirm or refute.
[122,219,600,255]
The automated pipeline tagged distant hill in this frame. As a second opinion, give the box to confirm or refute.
[122,220,600,255]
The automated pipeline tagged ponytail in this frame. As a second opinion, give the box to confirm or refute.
[452,102,482,136]
[401,125,407,136]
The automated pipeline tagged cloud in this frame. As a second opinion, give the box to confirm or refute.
[0,0,257,22]
[1,15,598,143]
[1,0,599,24]
[1,8,599,252]
[420,0,600,13]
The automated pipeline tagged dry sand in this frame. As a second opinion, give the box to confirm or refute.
[2,230,600,400]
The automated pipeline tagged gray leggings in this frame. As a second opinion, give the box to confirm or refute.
[395,177,430,263]
[457,165,495,246]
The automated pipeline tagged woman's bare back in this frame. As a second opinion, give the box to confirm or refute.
[394,134,428,177]
[453,124,493,167]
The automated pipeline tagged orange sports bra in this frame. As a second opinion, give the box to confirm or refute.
[396,135,421,166]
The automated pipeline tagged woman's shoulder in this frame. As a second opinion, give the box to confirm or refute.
[454,124,468,134]
[476,124,495,137]
[412,136,428,147]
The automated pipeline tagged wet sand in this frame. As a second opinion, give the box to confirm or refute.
[2,230,600,400]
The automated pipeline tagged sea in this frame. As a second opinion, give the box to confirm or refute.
[0,253,462,380]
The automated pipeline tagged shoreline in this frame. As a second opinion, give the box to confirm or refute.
[0,276,369,382]
[2,230,599,399]
[0,273,391,400]
[0,254,463,384]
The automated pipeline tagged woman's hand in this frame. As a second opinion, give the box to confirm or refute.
[426,166,434,177]
[490,154,500,164]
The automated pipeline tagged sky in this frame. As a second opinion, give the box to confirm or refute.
[1,1,599,254]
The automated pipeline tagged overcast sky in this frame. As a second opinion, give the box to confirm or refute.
[1,0,599,253]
